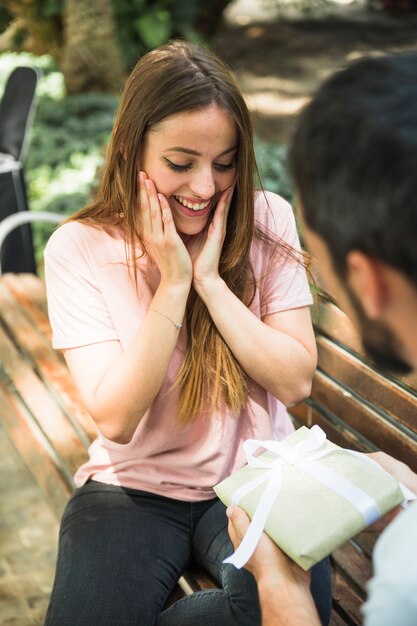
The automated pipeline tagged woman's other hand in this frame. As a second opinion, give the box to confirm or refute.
[188,183,235,293]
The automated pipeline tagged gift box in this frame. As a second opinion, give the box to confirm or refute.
[214,425,407,571]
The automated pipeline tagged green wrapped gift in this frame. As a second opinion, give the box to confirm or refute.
[214,425,405,570]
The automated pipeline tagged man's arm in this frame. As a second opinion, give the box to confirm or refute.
[227,506,321,626]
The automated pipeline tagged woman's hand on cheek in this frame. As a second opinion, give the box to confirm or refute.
[190,183,235,293]
[138,172,193,289]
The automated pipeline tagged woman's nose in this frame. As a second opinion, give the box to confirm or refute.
[189,169,215,199]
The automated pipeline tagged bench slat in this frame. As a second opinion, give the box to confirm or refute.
[331,542,371,599]
[3,272,49,317]
[0,324,88,475]
[317,335,417,435]
[331,571,364,625]
[0,280,96,443]
[0,380,73,518]
[312,372,417,472]
[291,403,372,452]
[330,611,354,626]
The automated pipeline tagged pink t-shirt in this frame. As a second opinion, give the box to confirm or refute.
[44,191,313,501]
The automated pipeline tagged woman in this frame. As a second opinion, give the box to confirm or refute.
[44,40,331,626]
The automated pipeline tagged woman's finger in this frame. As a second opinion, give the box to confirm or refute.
[158,193,177,240]
[145,178,164,240]
[138,171,152,234]
[210,184,235,237]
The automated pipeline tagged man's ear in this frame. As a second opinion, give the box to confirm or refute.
[346,251,387,319]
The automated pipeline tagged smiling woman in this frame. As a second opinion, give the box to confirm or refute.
[42,40,331,626]
[142,104,237,236]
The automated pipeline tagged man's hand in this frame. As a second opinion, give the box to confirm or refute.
[226,506,310,588]
[227,506,321,626]
[368,451,417,494]
[363,451,417,533]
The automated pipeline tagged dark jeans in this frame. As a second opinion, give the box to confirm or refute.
[45,481,332,626]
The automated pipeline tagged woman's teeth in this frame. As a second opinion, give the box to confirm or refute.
[174,196,210,211]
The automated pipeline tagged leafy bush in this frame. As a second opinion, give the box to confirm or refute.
[255,138,293,202]
[113,0,233,70]
[28,90,118,263]
[0,51,292,269]
[1,0,233,74]
[0,52,118,265]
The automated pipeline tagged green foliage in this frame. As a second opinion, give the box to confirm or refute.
[27,89,118,263]
[112,0,205,70]
[255,138,293,202]
[0,52,61,94]
[0,52,118,266]
[2,1,233,74]
[0,6,12,33]
[1,51,292,269]
[42,0,64,17]
[135,8,171,50]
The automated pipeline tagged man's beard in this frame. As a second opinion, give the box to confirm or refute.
[347,286,412,377]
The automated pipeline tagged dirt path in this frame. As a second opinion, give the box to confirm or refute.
[212,10,417,142]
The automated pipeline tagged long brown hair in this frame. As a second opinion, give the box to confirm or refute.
[68,40,292,424]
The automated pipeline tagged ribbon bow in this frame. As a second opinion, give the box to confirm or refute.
[224,425,390,569]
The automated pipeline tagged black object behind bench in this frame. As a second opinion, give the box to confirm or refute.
[0,66,40,273]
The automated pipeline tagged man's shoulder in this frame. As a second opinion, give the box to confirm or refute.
[374,500,417,578]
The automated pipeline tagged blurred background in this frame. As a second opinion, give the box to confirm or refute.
[0,0,416,272]
[0,2,416,624]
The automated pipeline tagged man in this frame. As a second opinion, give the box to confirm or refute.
[227,52,417,626]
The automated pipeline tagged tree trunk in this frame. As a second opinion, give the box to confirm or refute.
[2,1,62,62]
[61,0,126,94]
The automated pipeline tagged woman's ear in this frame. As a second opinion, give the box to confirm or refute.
[346,251,387,319]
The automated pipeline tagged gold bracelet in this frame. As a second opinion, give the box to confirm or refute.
[149,308,183,331]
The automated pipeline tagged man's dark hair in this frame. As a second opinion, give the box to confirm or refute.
[290,53,417,285]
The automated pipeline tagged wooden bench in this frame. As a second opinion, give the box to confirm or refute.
[292,295,417,624]
[1,272,417,625]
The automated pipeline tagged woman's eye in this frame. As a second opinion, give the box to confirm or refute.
[164,158,191,172]
[214,162,236,172]
[164,158,236,173]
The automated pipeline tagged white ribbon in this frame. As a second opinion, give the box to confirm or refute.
[223,425,409,569]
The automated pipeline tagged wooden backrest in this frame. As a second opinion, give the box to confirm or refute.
[291,297,417,471]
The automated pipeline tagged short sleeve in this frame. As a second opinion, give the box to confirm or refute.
[255,192,313,318]
[44,224,118,349]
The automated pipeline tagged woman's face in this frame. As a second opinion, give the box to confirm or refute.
[141,104,238,236]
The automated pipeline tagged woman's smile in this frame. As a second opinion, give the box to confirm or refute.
[174,195,211,212]
[171,195,213,219]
